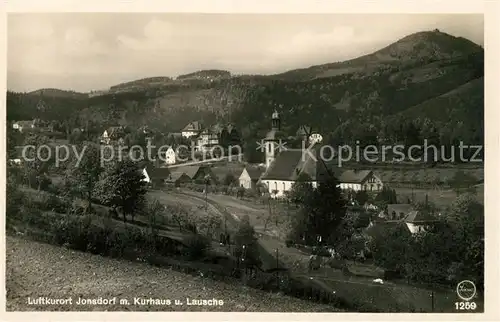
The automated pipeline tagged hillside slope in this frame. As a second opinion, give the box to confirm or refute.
[7,30,484,150]
[6,236,337,312]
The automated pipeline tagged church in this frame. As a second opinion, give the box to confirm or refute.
[255,110,384,198]
[258,110,335,198]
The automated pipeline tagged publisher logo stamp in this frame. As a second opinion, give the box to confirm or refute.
[456,280,476,301]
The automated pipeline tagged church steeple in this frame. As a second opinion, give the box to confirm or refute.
[263,109,283,169]
[271,109,280,130]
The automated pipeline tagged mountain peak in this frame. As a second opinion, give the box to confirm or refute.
[374,29,483,61]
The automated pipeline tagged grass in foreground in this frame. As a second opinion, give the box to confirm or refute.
[6,236,339,312]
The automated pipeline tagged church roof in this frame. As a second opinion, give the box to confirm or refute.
[261,144,336,181]
[264,129,287,140]
[244,166,265,180]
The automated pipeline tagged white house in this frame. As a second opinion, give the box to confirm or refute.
[181,121,203,138]
[337,170,383,191]
[12,120,35,132]
[142,166,171,186]
[164,146,178,165]
[238,166,265,189]
[403,210,439,234]
[101,126,125,145]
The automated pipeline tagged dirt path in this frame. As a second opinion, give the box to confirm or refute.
[5,236,339,312]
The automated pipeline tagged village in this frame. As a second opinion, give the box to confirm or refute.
[9,109,484,288]
[5,13,486,313]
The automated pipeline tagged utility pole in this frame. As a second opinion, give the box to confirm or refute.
[204,174,210,211]
[431,290,435,312]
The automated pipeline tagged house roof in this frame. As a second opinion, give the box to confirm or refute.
[166,171,190,183]
[387,204,413,216]
[260,144,335,181]
[244,166,265,180]
[364,220,410,238]
[145,166,171,180]
[170,165,202,179]
[264,129,287,141]
[296,125,312,137]
[404,210,438,223]
[182,121,203,132]
[106,126,125,138]
[338,170,373,184]
[15,120,34,128]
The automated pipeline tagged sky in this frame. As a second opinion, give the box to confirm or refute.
[7,13,483,92]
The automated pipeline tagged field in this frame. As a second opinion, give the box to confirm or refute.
[373,167,484,185]
[5,236,339,312]
[394,184,484,209]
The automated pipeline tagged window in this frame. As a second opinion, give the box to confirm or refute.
[283,182,285,191]
[274,182,277,190]
[377,184,381,190]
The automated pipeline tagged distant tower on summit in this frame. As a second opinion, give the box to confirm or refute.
[272,109,280,130]
[263,109,285,169]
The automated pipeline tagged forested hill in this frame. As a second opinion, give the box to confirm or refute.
[7,29,484,150]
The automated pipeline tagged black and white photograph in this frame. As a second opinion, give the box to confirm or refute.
[3,2,496,316]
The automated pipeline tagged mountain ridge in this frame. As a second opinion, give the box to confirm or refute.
[7,29,484,159]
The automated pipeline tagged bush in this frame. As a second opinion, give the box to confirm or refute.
[245,189,257,199]
[184,234,211,260]
[44,194,71,213]
[223,174,237,186]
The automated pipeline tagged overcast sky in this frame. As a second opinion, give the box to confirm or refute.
[7,13,483,92]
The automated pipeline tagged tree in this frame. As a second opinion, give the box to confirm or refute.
[223,173,237,186]
[288,174,347,246]
[67,143,101,212]
[374,186,397,210]
[447,170,478,196]
[69,129,84,144]
[354,190,369,205]
[95,159,147,223]
[233,216,261,268]
[370,222,412,274]
[21,134,51,190]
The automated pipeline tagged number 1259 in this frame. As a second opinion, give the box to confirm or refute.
[455,301,477,310]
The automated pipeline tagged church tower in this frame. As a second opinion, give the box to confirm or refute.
[264,110,282,169]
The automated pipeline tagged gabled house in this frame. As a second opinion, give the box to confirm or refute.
[12,120,35,132]
[238,166,265,189]
[296,125,312,140]
[403,210,439,234]
[142,166,171,187]
[338,170,383,192]
[165,170,193,186]
[8,146,25,166]
[181,121,203,138]
[162,146,178,165]
[365,209,439,237]
[101,126,125,145]
[165,165,215,185]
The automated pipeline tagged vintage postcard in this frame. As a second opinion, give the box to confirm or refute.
[1,0,498,321]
